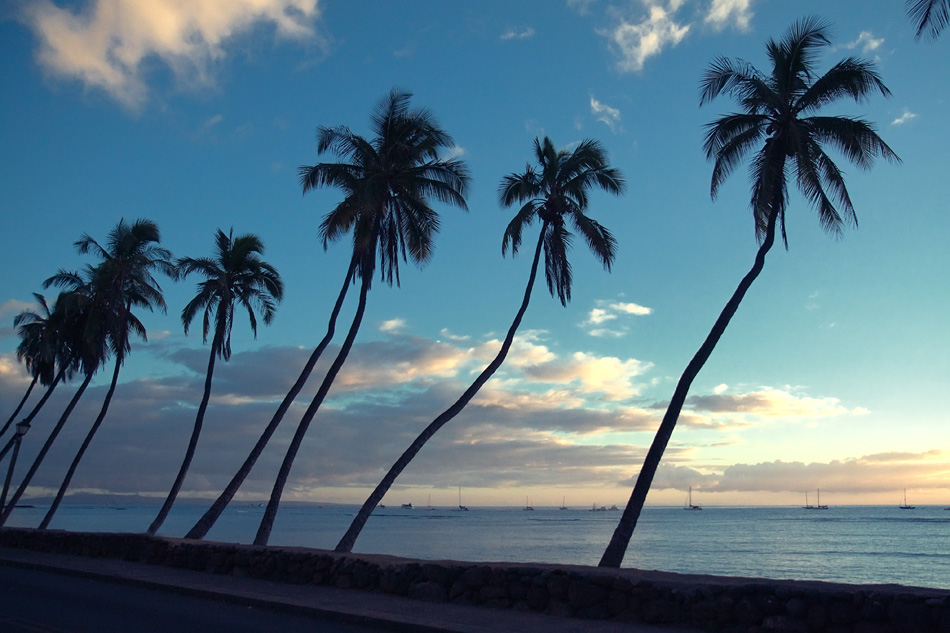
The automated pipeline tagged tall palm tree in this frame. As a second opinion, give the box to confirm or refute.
[335,136,624,553]
[907,0,950,39]
[37,219,173,530]
[599,18,899,568]
[146,229,283,535]
[250,88,470,546]
[1,294,61,441]
[0,285,99,526]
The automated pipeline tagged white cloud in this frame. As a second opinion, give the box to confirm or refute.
[891,109,918,126]
[21,0,323,109]
[712,383,728,395]
[704,0,753,32]
[523,351,651,400]
[500,27,535,41]
[379,318,407,333]
[0,299,34,319]
[846,30,884,54]
[567,0,599,15]
[441,145,467,160]
[590,96,622,133]
[582,298,652,336]
[203,113,223,128]
[601,1,690,73]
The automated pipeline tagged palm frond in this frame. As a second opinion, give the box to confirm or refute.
[908,0,950,39]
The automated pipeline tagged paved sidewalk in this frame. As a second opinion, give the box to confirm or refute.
[0,547,694,633]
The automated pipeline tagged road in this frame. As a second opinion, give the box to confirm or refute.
[0,565,391,633]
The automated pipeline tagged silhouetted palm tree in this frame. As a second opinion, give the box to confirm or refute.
[37,219,173,529]
[249,88,469,546]
[599,18,899,568]
[1,294,61,441]
[0,285,99,526]
[907,0,949,38]
[335,136,624,553]
[146,229,283,535]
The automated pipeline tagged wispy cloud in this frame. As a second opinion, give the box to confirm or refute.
[582,299,652,337]
[567,0,599,15]
[20,0,324,109]
[590,95,622,133]
[846,30,884,54]
[500,27,535,41]
[704,0,754,31]
[891,109,918,126]
[600,1,690,73]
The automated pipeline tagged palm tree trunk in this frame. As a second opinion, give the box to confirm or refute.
[38,358,122,529]
[0,372,64,463]
[184,256,356,540]
[0,371,93,526]
[334,227,547,553]
[146,333,221,535]
[254,265,373,546]
[0,376,38,440]
[598,201,780,569]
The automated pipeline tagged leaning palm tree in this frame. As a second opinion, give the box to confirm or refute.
[599,18,899,568]
[146,229,283,535]
[182,89,468,543]
[37,219,173,529]
[1,294,61,442]
[335,136,624,553]
[0,286,99,526]
[907,0,950,39]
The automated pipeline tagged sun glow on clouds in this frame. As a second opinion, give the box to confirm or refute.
[20,0,322,108]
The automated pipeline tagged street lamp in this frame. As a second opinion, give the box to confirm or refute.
[0,421,29,512]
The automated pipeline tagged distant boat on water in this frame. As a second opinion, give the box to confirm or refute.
[804,489,828,510]
[425,494,435,511]
[559,496,568,510]
[590,503,607,512]
[899,489,915,510]
[457,486,468,511]
[523,496,534,511]
[401,502,413,510]
[684,486,702,511]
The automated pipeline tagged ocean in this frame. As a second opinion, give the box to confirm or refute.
[5,503,948,590]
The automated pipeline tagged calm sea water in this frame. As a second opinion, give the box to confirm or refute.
[5,504,948,589]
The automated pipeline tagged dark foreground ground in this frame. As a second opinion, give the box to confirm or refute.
[0,546,688,633]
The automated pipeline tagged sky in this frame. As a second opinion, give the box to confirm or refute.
[0,0,947,514]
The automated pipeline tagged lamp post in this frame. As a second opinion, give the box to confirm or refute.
[0,421,29,512]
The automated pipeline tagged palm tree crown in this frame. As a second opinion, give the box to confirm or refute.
[700,17,899,247]
[907,0,950,39]
[500,137,624,305]
[14,294,62,387]
[177,229,284,360]
[300,88,470,287]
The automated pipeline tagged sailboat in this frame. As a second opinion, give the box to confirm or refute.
[425,493,435,511]
[457,486,468,511]
[559,496,568,510]
[899,489,915,510]
[523,496,534,511]
[803,490,828,510]
[684,486,702,510]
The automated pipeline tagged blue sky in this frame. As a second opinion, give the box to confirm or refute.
[1,0,947,514]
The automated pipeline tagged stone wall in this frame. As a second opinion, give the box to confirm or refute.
[1,527,947,632]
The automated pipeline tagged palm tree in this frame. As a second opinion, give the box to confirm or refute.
[907,0,950,39]
[0,285,99,526]
[1,294,61,442]
[37,219,173,530]
[146,229,283,536]
[599,18,899,568]
[250,88,469,546]
[335,136,624,553]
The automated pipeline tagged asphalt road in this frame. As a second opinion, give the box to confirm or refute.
[0,565,391,633]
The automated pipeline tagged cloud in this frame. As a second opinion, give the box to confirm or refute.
[500,27,535,41]
[582,298,652,337]
[0,299,35,319]
[567,0,599,15]
[704,0,754,31]
[686,387,854,418]
[20,0,323,109]
[590,96,622,133]
[846,30,884,54]
[522,351,651,400]
[441,145,467,161]
[601,1,690,73]
[891,109,918,126]
[379,318,407,333]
